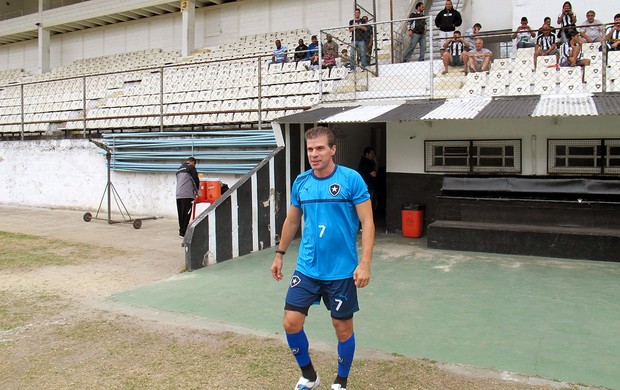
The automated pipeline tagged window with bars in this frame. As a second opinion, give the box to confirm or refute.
[548,139,620,174]
[498,41,512,59]
[425,139,521,173]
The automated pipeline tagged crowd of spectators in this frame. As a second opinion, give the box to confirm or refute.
[401,0,619,75]
[268,7,375,72]
[271,33,343,70]
[270,8,373,70]
[266,1,618,77]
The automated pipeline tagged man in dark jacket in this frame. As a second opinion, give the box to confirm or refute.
[294,39,308,62]
[403,2,427,62]
[176,157,199,238]
[435,0,462,48]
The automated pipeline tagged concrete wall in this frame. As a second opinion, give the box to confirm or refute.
[0,139,238,217]
[511,0,617,30]
[387,115,620,176]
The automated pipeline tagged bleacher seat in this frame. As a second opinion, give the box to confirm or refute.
[491,58,513,71]
[537,55,557,69]
[509,82,531,95]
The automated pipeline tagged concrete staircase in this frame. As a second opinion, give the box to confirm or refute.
[349,60,466,99]
[432,66,466,98]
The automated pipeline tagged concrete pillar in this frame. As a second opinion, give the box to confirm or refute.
[181,0,195,57]
[37,24,50,74]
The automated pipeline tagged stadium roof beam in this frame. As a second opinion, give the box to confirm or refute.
[107,14,132,22]
[69,20,99,29]
[128,9,157,18]
[154,3,180,13]
[97,15,123,24]
[0,0,243,45]
[48,25,77,33]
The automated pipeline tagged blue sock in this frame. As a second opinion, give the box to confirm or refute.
[286,328,311,368]
[337,333,355,378]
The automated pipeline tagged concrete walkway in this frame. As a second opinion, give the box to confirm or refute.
[1,205,618,389]
[114,236,619,389]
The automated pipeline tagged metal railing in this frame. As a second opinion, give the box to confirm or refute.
[1,20,620,140]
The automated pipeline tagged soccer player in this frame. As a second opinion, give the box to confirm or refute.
[271,126,375,390]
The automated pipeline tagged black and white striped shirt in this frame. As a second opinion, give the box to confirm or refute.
[558,12,575,29]
[606,25,620,44]
[536,34,556,51]
[448,40,465,57]
[560,41,582,62]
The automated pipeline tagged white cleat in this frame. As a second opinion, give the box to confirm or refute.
[295,374,321,389]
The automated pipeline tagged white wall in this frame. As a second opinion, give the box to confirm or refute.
[511,0,618,30]
[387,116,620,176]
[0,139,238,217]
[460,0,513,32]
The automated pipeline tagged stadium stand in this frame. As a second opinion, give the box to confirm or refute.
[0,27,371,137]
[2,13,620,139]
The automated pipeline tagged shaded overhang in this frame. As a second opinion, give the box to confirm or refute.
[275,93,620,124]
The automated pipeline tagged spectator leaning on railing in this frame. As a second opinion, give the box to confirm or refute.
[579,10,603,43]
[294,39,308,63]
[605,14,620,52]
[537,17,555,38]
[464,23,482,51]
[513,17,536,48]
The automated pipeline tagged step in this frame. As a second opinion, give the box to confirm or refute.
[378,60,442,76]
[427,220,620,262]
[355,88,428,99]
[435,196,620,230]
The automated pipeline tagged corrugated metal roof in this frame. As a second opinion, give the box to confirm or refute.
[372,99,446,121]
[275,106,358,123]
[322,104,401,122]
[421,97,492,120]
[275,94,620,124]
[532,94,598,117]
[476,96,539,119]
[592,93,620,116]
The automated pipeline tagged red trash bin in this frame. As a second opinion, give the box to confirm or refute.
[402,204,424,238]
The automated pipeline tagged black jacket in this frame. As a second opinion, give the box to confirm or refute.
[435,7,462,32]
[408,11,426,34]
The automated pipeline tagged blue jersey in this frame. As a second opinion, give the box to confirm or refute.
[291,165,370,280]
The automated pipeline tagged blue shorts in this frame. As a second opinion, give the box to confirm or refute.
[285,270,359,319]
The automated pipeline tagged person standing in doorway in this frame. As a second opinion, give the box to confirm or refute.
[403,2,427,62]
[176,157,199,238]
[271,126,375,390]
[358,146,378,215]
